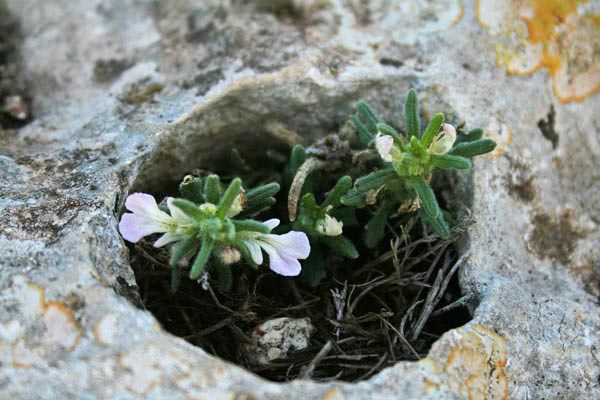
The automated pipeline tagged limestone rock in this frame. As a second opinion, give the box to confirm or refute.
[0,0,598,399]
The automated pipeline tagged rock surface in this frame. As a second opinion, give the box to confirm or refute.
[0,0,598,399]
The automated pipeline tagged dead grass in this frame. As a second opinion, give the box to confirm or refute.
[131,212,472,382]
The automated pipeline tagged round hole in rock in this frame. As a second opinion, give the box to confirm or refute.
[123,107,475,383]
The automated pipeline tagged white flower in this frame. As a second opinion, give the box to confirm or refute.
[238,219,310,276]
[315,214,343,236]
[429,123,456,155]
[118,193,195,247]
[375,133,394,162]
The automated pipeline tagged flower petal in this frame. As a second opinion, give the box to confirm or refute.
[167,197,195,225]
[261,242,302,276]
[125,193,169,221]
[263,219,280,231]
[241,239,264,265]
[375,134,394,162]
[154,231,185,248]
[119,213,170,243]
[262,231,311,259]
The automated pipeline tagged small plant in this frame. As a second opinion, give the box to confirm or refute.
[119,89,496,289]
[341,89,496,242]
[119,175,309,292]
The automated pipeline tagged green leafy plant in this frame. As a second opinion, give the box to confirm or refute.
[284,145,358,286]
[119,175,309,292]
[342,89,496,242]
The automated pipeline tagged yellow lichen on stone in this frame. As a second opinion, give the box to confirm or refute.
[0,275,82,359]
[322,387,344,400]
[420,324,508,399]
[477,0,600,103]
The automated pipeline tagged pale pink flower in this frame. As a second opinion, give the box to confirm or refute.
[429,123,456,155]
[375,133,394,162]
[118,193,195,247]
[238,219,310,276]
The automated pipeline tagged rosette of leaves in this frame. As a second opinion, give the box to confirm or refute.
[342,89,497,243]
[170,175,281,291]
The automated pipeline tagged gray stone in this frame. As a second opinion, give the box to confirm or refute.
[0,0,598,399]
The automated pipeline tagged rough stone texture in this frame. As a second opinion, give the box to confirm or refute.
[0,0,598,399]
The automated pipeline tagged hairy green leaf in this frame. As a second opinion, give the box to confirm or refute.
[455,128,484,144]
[355,168,397,192]
[189,237,214,279]
[233,219,270,234]
[356,100,381,133]
[340,188,368,207]
[420,113,444,147]
[321,176,352,209]
[410,135,427,159]
[169,236,198,267]
[405,89,420,138]
[215,261,233,291]
[171,264,182,294]
[364,205,392,249]
[320,235,359,259]
[411,176,439,220]
[430,154,472,170]
[171,198,204,220]
[350,114,374,145]
[204,174,221,204]
[179,175,204,204]
[241,198,276,216]
[290,144,306,175]
[448,139,496,158]
[420,207,449,238]
[216,178,242,219]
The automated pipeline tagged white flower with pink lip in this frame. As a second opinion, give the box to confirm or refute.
[118,193,196,247]
[238,219,310,276]
[375,133,395,162]
[429,123,456,155]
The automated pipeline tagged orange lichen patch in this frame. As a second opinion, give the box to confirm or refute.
[422,324,508,400]
[44,301,82,350]
[94,314,119,346]
[477,0,600,102]
[322,387,344,400]
[2,276,82,351]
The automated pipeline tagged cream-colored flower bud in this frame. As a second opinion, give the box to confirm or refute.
[315,214,344,237]
[429,123,456,155]
[220,246,241,265]
[199,203,217,215]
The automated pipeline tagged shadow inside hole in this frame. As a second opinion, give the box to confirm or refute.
[126,127,475,383]
[0,0,33,129]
